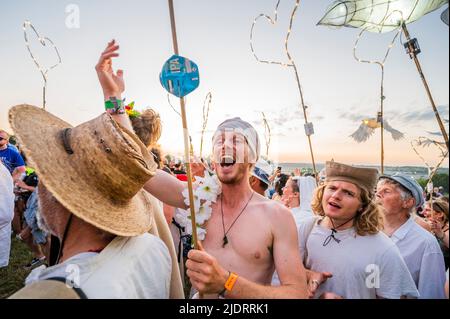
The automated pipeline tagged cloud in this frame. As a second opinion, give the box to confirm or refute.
[396,105,449,123]
[337,111,370,122]
[336,105,450,129]
[427,131,446,136]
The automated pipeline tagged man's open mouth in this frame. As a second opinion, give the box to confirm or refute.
[328,201,342,209]
[220,155,236,167]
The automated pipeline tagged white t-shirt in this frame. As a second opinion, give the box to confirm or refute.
[25,233,172,299]
[298,217,419,299]
[0,162,14,268]
[390,215,446,299]
[291,207,314,228]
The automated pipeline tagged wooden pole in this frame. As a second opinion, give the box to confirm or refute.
[402,23,449,151]
[380,67,385,175]
[167,0,199,250]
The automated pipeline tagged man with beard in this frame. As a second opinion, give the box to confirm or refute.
[98,40,308,299]
[7,104,183,299]
[185,119,308,298]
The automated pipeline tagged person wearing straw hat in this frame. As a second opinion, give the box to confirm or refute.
[7,104,180,299]
[376,174,446,299]
[297,161,418,299]
[98,41,309,299]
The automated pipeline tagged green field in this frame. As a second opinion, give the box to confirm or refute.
[0,238,33,299]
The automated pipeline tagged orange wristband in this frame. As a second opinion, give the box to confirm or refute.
[224,272,238,291]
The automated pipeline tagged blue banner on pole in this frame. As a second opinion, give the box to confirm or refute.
[160,55,200,98]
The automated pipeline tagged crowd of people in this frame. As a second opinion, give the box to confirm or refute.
[0,40,448,299]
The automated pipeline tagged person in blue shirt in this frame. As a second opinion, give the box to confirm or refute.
[0,129,26,181]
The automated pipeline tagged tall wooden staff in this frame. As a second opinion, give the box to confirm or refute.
[167,0,199,250]
[402,23,449,151]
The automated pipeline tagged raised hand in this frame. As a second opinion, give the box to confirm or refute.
[95,40,124,100]
[431,219,444,239]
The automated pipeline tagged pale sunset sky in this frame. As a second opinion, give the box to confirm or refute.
[0,0,448,168]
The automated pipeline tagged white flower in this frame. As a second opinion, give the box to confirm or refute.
[196,174,221,203]
[197,228,207,241]
[174,209,190,228]
[196,201,213,225]
[179,172,221,241]
[182,188,199,207]
[177,212,207,241]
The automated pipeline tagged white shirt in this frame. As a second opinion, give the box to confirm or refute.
[0,162,14,268]
[297,176,316,213]
[298,217,419,299]
[25,233,172,299]
[390,215,446,299]
[291,206,314,228]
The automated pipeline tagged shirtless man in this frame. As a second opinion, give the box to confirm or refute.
[96,40,308,299]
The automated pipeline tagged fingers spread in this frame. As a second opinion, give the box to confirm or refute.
[102,44,120,55]
[105,39,115,50]
[101,52,119,61]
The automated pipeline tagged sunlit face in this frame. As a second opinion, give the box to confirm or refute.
[212,132,251,185]
[282,179,298,205]
[376,181,414,215]
[423,203,444,223]
[322,181,362,221]
[376,182,409,216]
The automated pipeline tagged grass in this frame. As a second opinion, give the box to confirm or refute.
[1,237,193,299]
[0,237,33,299]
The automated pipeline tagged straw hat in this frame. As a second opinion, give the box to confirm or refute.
[9,104,157,236]
[9,280,84,299]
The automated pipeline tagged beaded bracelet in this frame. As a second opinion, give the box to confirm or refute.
[105,97,125,115]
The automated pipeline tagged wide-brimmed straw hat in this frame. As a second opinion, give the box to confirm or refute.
[9,104,157,236]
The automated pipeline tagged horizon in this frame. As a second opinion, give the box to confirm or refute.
[1,1,448,168]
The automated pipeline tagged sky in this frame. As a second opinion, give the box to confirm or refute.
[0,0,448,168]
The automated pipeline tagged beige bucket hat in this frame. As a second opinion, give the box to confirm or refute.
[325,161,378,195]
[9,104,157,236]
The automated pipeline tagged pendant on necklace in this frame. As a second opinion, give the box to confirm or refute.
[222,235,229,248]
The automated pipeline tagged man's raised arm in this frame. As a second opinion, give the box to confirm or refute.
[95,40,187,209]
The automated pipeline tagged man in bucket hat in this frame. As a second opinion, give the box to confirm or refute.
[8,105,182,299]
[376,173,446,299]
[297,161,418,299]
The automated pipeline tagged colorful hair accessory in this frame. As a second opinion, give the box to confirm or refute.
[125,101,141,119]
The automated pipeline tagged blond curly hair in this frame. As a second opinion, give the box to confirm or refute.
[311,184,384,236]
[131,109,162,148]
